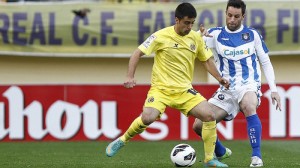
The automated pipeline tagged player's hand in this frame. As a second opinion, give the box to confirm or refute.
[219,78,230,89]
[124,77,136,89]
[271,92,282,111]
[199,24,213,37]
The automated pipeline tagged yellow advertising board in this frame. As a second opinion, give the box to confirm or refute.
[0,1,299,56]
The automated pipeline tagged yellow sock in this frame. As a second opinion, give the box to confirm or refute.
[202,120,217,163]
[120,116,147,143]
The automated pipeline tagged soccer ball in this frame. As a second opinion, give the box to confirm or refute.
[170,143,196,167]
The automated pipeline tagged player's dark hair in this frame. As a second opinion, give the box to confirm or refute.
[175,2,197,19]
[226,0,246,15]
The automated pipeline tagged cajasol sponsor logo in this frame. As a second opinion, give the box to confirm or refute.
[223,48,250,57]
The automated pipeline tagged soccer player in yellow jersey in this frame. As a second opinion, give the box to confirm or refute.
[106,2,229,167]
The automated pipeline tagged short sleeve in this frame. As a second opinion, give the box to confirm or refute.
[197,36,213,61]
[138,34,160,56]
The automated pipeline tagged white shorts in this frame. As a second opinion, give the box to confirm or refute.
[208,84,262,121]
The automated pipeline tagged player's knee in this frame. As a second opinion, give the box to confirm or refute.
[202,112,216,122]
[141,107,161,125]
[141,114,156,125]
[241,104,257,117]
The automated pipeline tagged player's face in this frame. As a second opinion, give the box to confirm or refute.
[226,6,244,31]
[175,16,195,36]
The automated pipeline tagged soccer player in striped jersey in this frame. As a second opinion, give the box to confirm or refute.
[193,0,282,167]
[106,2,229,167]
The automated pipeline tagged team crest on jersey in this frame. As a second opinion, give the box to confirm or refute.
[142,34,156,48]
[190,44,196,51]
[147,96,154,103]
[242,33,250,41]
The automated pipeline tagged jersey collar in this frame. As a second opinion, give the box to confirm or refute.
[225,24,244,33]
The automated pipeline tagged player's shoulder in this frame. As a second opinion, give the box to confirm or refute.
[208,26,224,34]
[146,26,171,42]
[245,26,262,37]
[154,26,172,35]
[246,26,257,31]
[190,29,201,37]
[187,30,203,42]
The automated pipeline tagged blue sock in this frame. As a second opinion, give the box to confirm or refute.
[246,114,262,159]
[215,136,226,157]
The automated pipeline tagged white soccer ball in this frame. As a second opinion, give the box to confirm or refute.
[170,143,196,167]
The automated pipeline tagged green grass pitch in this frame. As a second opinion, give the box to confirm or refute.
[0,140,299,168]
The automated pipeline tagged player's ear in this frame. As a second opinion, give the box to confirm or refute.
[242,14,246,19]
[175,17,180,24]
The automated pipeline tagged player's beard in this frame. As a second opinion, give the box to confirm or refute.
[183,29,191,35]
[227,23,240,31]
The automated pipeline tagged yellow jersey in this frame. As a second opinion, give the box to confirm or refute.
[138,26,212,90]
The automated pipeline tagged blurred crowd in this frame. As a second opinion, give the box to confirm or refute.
[1,0,201,3]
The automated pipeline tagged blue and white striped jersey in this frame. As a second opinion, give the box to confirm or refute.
[204,25,276,91]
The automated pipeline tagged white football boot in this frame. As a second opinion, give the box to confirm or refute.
[250,156,263,167]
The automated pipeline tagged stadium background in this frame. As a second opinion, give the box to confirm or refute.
[0,0,300,142]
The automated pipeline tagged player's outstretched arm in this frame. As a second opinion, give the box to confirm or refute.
[124,48,144,89]
[258,53,281,111]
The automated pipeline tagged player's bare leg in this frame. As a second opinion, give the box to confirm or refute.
[106,107,159,157]
[189,101,228,167]
[240,92,263,167]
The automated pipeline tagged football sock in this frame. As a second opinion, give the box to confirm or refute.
[202,120,217,162]
[120,116,147,143]
[246,114,262,159]
[215,136,226,157]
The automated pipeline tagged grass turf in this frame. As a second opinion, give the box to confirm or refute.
[0,140,299,168]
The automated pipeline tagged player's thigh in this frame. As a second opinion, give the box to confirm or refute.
[240,91,258,116]
[177,88,207,117]
[209,102,228,123]
[189,100,215,122]
[193,103,227,129]
[143,87,169,123]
